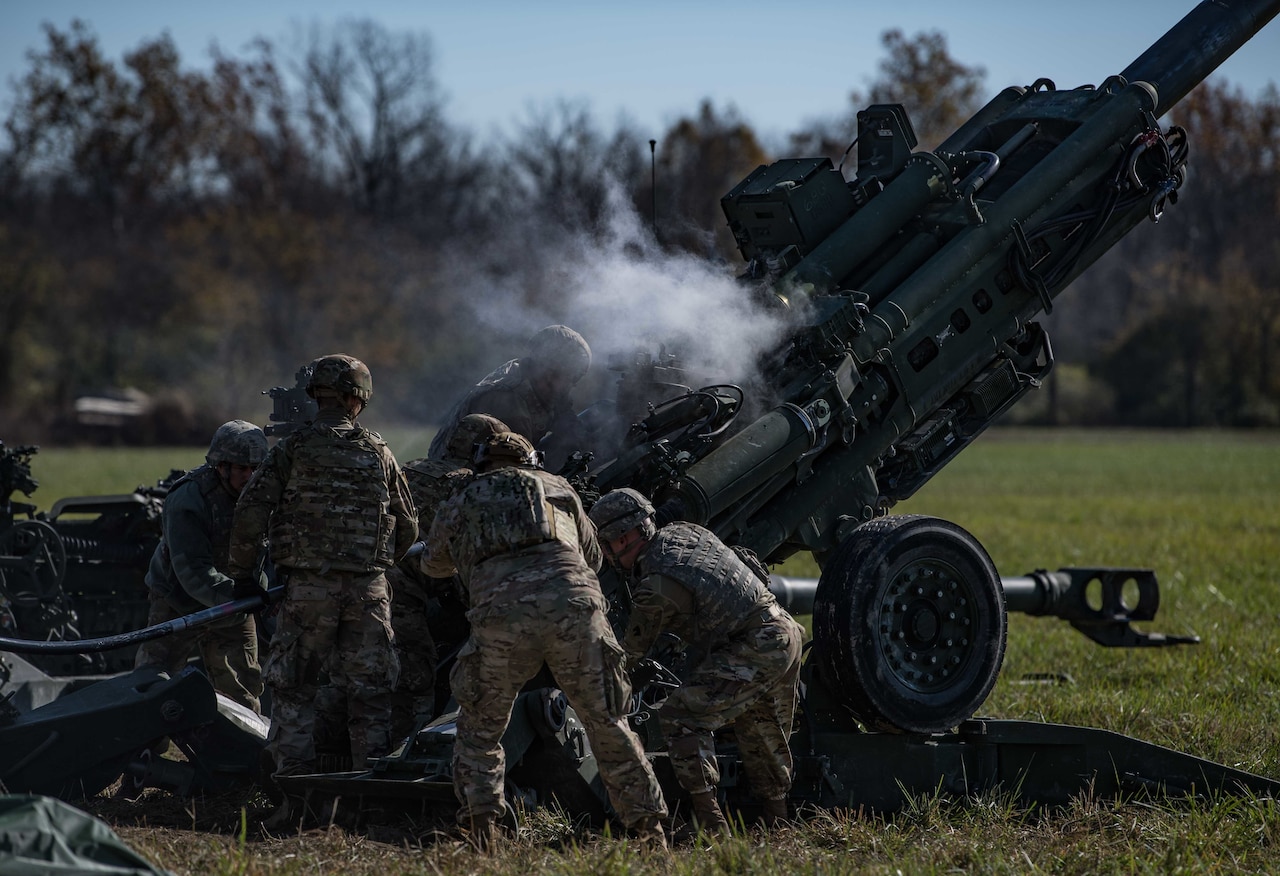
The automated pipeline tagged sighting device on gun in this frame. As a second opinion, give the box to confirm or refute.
[1,442,168,679]
[263,365,317,438]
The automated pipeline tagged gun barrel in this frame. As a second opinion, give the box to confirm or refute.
[1121,0,1280,117]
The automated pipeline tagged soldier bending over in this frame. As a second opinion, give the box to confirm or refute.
[590,488,805,833]
[424,431,667,849]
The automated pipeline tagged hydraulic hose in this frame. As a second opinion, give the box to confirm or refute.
[0,585,283,655]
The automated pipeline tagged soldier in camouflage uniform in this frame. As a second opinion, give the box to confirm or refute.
[589,488,805,832]
[385,413,510,739]
[423,431,667,848]
[427,325,591,461]
[228,354,417,815]
[134,420,268,714]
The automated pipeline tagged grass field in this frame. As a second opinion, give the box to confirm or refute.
[13,428,1280,874]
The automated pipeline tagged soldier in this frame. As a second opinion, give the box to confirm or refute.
[134,420,268,714]
[423,431,667,849]
[588,488,805,832]
[385,412,510,739]
[227,354,417,826]
[426,324,591,461]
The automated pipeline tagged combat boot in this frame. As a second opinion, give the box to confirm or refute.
[462,811,499,851]
[263,795,305,833]
[689,790,731,836]
[761,796,790,828]
[628,815,669,851]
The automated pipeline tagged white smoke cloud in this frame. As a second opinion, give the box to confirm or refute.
[455,177,792,398]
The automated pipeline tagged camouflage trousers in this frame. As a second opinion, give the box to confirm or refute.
[451,587,667,828]
[386,565,439,741]
[661,610,804,801]
[264,568,399,777]
[134,593,263,714]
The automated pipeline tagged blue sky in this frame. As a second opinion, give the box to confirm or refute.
[3,0,1278,144]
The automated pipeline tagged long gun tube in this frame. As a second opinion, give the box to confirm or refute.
[1122,0,1280,117]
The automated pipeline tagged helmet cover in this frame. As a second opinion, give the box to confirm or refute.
[207,419,268,466]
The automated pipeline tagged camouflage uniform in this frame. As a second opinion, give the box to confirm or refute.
[135,463,265,713]
[424,459,666,830]
[229,407,417,776]
[622,522,804,805]
[427,325,590,460]
[386,414,510,740]
[384,457,470,738]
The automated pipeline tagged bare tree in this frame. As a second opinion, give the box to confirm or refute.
[656,100,771,262]
[299,19,447,218]
[789,29,987,162]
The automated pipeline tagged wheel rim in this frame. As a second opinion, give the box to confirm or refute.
[813,514,1006,733]
[876,556,981,695]
[0,519,68,602]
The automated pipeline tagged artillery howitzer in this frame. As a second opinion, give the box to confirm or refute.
[572,0,1274,733]
[0,438,274,796]
[268,0,1280,830]
[1,441,171,691]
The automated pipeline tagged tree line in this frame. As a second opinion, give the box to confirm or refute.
[0,19,1276,445]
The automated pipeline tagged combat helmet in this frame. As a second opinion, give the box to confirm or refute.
[306,354,373,401]
[524,325,591,385]
[444,413,511,466]
[474,431,541,472]
[588,488,657,542]
[206,420,268,467]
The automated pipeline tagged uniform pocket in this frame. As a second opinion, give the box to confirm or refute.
[377,512,397,564]
[263,627,303,688]
[449,638,482,708]
[600,635,630,719]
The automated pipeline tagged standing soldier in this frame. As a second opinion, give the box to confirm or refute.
[424,431,667,849]
[386,413,510,739]
[427,324,592,461]
[588,488,805,832]
[134,420,268,714]
[228,354,417,827]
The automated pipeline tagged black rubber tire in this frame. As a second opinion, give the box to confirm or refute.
[812,515,1006,734]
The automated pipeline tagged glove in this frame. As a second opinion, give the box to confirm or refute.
[630,657,679,692]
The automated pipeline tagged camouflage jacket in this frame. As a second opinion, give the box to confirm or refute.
[145,464,262,610]
[621,522,779,665]
[402,457,474,534]
[228,410,418,577]
[423,466,602,609]
[392,457,475,600]
[427,359,570,460]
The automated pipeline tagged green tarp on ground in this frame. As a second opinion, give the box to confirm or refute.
[0,794,173,876]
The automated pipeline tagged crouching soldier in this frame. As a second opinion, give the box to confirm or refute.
[589,488,805,832]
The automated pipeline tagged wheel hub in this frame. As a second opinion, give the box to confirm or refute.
[879,562,976,693]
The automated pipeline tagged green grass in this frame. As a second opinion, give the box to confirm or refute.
[16,428,1280,874]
